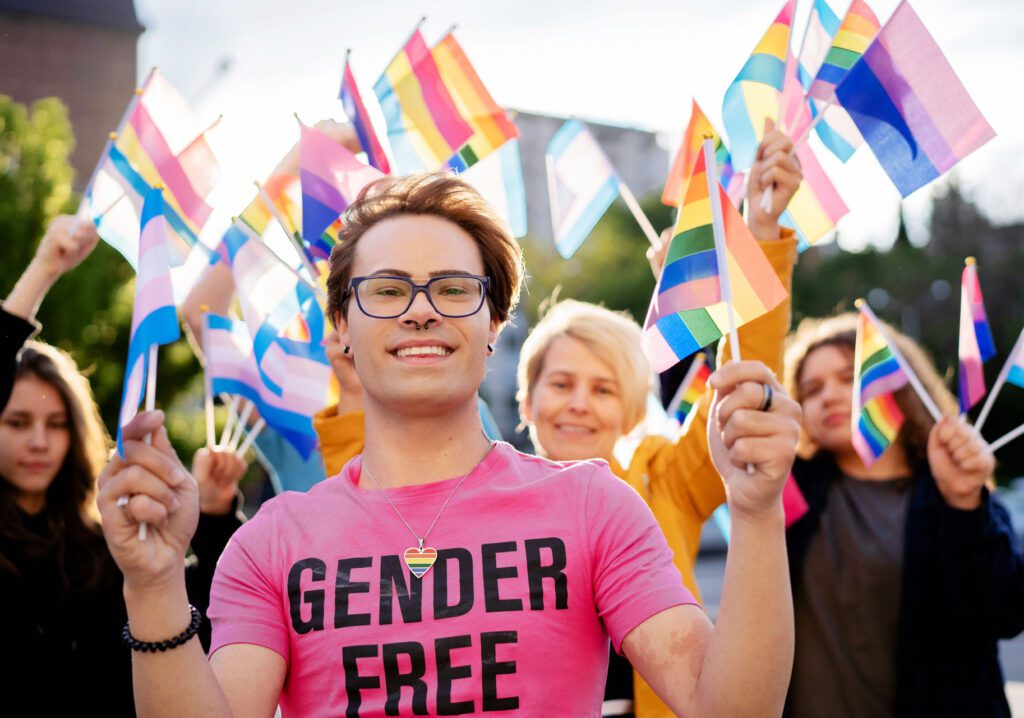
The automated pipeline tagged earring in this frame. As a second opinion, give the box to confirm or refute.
[486,343,495,355]
[343,346,350,355]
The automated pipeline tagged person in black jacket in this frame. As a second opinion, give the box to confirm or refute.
[1,217,248,716]
[782,312,1024,718]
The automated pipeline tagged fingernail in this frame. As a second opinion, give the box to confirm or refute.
[173,468,191,486]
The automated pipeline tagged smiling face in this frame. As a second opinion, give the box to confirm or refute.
[335,214,499,417]
[522,335,626,463]
[0,375,71,514]
[796,343,856,454]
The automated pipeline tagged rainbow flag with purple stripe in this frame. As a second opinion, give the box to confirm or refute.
[958,259,996,413]
[808,0,881,101]
[299,121,384,253]
[340,58,391,174]
[431,31,519,172]
[834,1,995,197]
[666,353,711,429]
[663,99,744,208]
[722,0,796,170]
[374,28,474,173]
[642,140,788,373]
[116,188,181,457]
[851,308,908,466]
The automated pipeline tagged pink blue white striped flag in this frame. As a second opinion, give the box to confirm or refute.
[545,119,620,259]
[462,139,528,238]
[340,57,392,173]
[299,121,384,251]
[1008,335,1024,390]
[958,259,996,413]
[204,313,326,459]
[117,188,181,457]
[833,0,995,196]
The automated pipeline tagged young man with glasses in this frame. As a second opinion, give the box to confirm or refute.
[98,173,802,716]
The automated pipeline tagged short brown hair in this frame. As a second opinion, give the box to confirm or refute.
[326,172,525,327]
[784,313,957,462]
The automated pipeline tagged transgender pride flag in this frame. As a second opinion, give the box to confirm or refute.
[958,258,996,413]
[116,188,181,457]
[834,0,995,196]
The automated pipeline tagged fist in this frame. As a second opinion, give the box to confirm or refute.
[34,215,100,277]
[193,447,247,515]
[746,119,802,240]
[928,416,994,510]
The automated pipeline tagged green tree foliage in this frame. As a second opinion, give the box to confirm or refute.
[0,95,201,455]
[520,194,673,325]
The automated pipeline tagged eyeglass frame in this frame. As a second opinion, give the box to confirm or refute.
[344,273,492,319]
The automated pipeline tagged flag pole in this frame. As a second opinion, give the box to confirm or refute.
[990,422,1024,453]
[975,326,1024,433]
[617,179,661,247]
[705,134,753,475]
[856,299,943,422]
[255,176,320,282]
[218,393,240,449]
[544,153,562,244]
[236,417,267,457]
[77,68,158,219]
[137,342,160,541]
[200,306,216,448]
[227,400,255,452]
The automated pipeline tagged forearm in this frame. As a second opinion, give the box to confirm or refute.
[3,259,58,321]
[694,505,792,716]
[124,580,233,717]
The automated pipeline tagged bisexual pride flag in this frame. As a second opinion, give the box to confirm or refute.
[340,56,391,174]
[834,0,995,196]
[116,188,181,457]
[958,258,996,413]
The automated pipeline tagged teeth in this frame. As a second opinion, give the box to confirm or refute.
[396,345,451,358]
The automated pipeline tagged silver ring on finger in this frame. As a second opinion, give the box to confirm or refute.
[116,494,131,512]
[758,383,774,412]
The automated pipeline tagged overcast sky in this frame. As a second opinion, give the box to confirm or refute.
[133,0,1024,252]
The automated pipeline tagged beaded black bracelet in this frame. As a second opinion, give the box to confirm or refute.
[122,604,202,653]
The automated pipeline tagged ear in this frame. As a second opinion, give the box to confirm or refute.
[334,310,350,349]
[488,317,500,348]
[518,393,532,426]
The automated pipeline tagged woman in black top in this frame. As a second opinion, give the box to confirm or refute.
[782,313,1024,717]
[1,216,247,716]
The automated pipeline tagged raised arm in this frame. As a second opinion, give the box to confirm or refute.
[624,360,800,716]
[98,411,284,717]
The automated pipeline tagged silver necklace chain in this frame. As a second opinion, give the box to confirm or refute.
[360,441,497,550]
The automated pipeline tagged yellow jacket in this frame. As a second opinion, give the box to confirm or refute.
[312,232,797,718]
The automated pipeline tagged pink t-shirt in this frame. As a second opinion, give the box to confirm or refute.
[209,442,697,716]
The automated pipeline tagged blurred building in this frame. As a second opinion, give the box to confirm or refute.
[481,110,669,445]
[0,0,142,189]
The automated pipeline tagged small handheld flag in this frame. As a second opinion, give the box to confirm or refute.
[957,257,995,414]
[340,53,392,173]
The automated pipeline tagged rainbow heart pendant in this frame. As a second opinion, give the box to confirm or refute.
[404,546,438,579]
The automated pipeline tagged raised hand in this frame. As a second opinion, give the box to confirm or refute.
[97,411,198,589]
[707,361,802,518]
[746,119,803,242]
[193,447,247,515]
[928,416,995,510]
[34,214,101,277]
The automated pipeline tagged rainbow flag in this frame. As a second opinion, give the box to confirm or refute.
[299,121,384,251]
[851,307,909,466]
[340,58,391,173]
[374,28,474,173]
[834,1,995,197]
[808,0,881,101]
[666,353,711,429]
[662,99,744,208]
[116,189,181,457]
[722,0,796,170]
[642,140,788,373]
[958,260,996,413]
[431,31,519,172]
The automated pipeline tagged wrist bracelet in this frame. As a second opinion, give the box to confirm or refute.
[122,604,202,652]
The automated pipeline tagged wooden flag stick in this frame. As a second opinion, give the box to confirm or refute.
[617,179,661,247]
[218,393,240,449]
[200,306,216,448]
[227,400,255,452]
[137,343,160,541]
[975,325,1024,433]
[856,299,943,422]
